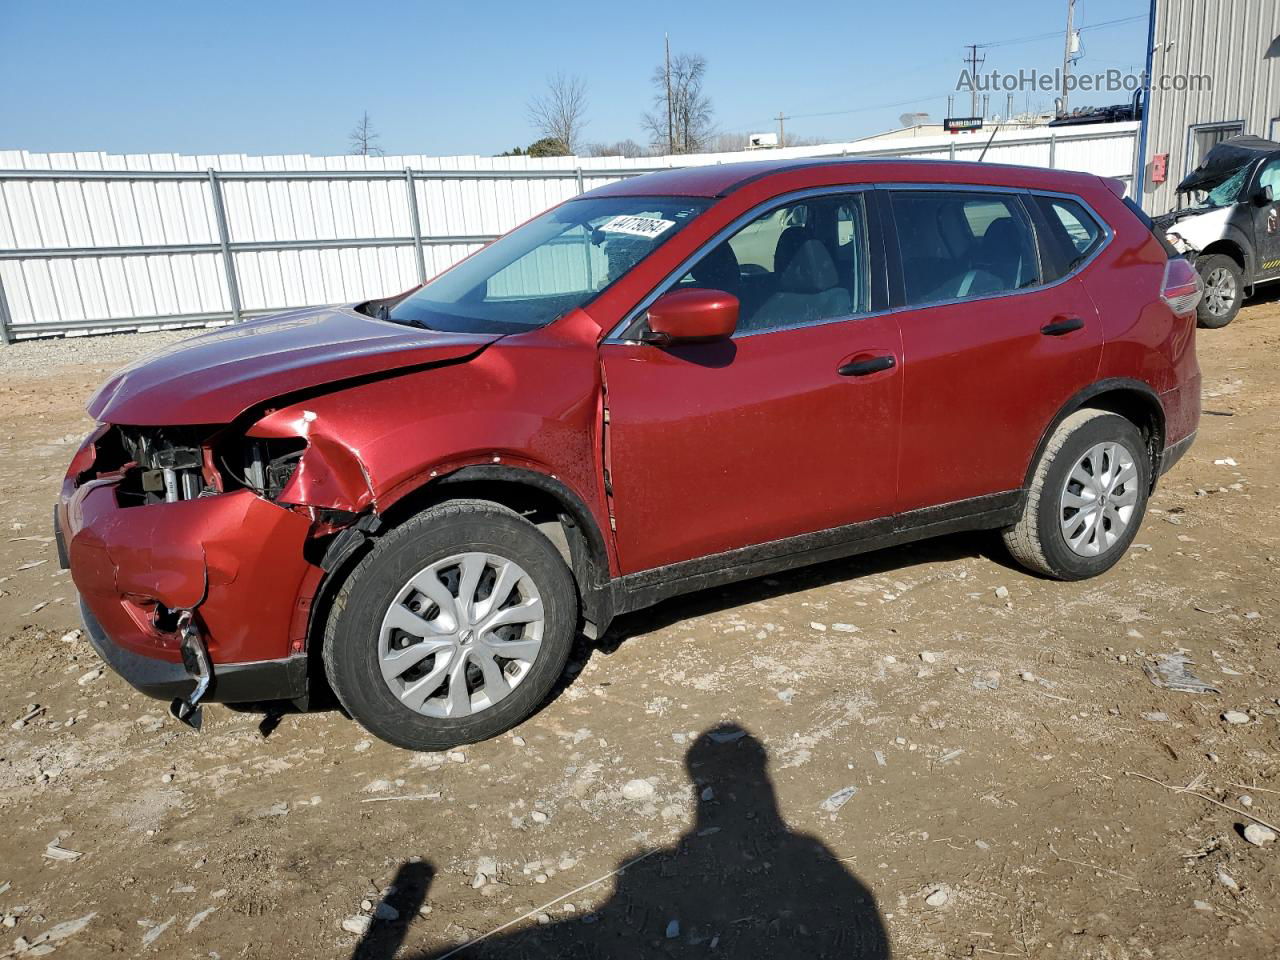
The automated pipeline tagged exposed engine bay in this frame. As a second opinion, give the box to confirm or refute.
[86,425,306,506]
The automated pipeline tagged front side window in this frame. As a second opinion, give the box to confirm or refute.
[674,193,870,335]
[1257,158,1280,195]
[389,196,711,334]
[890,191,1041,307]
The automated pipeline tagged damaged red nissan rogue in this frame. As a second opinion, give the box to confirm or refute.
[56,158,1202,751]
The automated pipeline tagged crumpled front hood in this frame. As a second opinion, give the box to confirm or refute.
[88,305,501,425]
[1151,207,1206,233]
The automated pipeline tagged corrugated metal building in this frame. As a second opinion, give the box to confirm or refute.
[1140,0,1280,213]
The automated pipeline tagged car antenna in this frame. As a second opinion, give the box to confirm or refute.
[977,121,1002,163]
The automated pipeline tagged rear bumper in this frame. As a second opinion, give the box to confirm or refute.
[1159,429,1196,477]
[80,596,308,703]
[1158,374,1200,477]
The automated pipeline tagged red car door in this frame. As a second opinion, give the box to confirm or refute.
[599,192,903,574]
[887,189,1104,512]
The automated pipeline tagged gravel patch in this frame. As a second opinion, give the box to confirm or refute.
[0,327,209,377]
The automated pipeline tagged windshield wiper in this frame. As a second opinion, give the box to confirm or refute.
[369,301,431,330]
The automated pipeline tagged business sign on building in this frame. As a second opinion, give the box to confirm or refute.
[944,117,984,133]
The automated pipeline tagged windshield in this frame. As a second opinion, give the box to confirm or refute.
[1198,166,1250,208]
[387,195,712,334]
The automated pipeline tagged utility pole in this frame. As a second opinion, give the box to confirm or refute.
[664,33,673,154]
[776,112,786,148]
[1061,0,1076,116]
[964,44,986,117]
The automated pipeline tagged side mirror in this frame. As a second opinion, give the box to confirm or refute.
[643,288,738,344]
[1253,184,1275,205]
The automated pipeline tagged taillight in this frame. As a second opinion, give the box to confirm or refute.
[1162,257,1203,316]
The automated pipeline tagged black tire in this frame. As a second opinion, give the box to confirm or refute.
[323,499,577,751]
[1195,254,1243,328]
[1002,409,1151,580]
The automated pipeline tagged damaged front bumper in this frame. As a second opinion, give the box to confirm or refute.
[58,456,323,713]
[78,596,308,707]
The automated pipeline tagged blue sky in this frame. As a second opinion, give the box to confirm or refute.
[1,0,1152,157]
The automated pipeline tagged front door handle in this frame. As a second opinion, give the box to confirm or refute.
[838,355,896,377]
[1041,316,1084,336]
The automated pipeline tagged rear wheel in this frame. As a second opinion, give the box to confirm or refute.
[323,500,577,751]
[1003,410,1151,580]
[1195,254,1243,328]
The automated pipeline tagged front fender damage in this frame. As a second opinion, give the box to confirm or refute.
[248,408,378,512]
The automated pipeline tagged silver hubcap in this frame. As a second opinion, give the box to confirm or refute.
[378,552,544,719]
[1060,442,1139,557]
[1204,267,1237,316]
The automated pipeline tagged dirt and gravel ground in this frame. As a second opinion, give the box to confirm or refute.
[1,299,1278,960]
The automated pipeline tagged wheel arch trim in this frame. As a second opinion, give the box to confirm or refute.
[422,464,616,636]
[1197,229,1255,287]
[1023,379,1166,495]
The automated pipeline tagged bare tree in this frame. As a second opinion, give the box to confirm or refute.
[348,111,384,157]
[704,130,833,155]
[776,133,828,147]
[527,74,589,156]
[586,138,647,159]
[711,131,750,153]
[641,52,714,154]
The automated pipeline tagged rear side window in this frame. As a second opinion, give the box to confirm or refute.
[890,191,1041,307]
[1033,195,1105,280]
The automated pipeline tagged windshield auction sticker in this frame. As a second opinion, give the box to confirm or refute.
[599,215,676,239]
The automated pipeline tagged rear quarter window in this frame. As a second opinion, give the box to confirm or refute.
[1033,195,1106,281]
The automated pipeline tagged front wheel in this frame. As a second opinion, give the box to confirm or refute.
[1195,254,1243,328]
[1003,410,1151,580]
[323,500,578,751]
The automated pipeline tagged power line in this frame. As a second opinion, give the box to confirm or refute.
[726,91,957,132]
[724,11,1148,135]
[977,13,1146,49]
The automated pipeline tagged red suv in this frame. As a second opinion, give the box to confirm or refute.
[57,159,1202,750]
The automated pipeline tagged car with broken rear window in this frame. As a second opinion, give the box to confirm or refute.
[56,157,1203,751]
[1154,135,1280,328]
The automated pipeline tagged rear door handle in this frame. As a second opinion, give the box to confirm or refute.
[838,355,896,377]
[1041,316,1084,336]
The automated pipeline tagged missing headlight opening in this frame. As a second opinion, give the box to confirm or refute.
[92,426,306,506]
[232,437,307,500]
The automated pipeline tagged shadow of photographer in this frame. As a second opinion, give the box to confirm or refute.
[357,722,888,959]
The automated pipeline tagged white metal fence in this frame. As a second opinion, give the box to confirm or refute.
[0,122,1140,342]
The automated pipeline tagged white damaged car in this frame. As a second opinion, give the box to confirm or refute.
[1154,135,1280,328]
